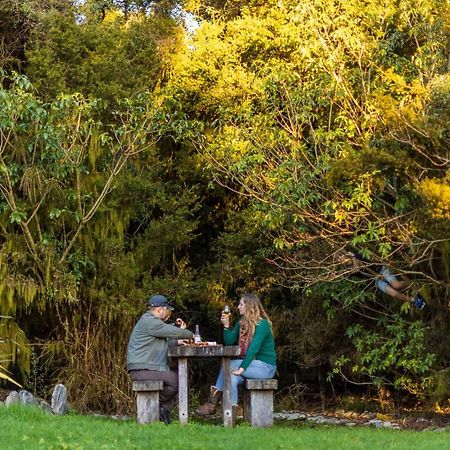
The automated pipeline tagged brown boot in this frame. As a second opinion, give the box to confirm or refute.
[195,386,222,416]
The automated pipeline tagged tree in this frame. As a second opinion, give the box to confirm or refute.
[25,0,183,104]
[0,0,34,72]
[160,0,450,397]
[0,71,147,384]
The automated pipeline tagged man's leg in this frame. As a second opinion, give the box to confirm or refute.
[129,369,178,412]
[158,370,179,412]
[376,279,411,303]
[380,266,412,291]
[376,278,426,309]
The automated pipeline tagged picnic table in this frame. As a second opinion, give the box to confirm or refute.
[167,344,240,427]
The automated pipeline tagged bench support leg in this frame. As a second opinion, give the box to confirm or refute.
[136,391,160,424]
[244,389,274,428]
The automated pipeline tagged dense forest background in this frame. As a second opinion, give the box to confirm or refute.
[0,0,449,414]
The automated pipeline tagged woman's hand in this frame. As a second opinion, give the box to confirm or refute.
[177,339,190,346]
[220,312,230,328]
[232,368,244,376]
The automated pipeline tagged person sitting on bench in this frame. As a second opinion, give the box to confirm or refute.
[195,293,277,418]
[127,294,193,424]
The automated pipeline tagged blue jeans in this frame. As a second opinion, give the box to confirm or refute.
[376,266,398,294]
[214,359,276,405]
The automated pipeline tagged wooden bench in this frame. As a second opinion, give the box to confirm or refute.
[243,379,278,427]
[132,381,164,424]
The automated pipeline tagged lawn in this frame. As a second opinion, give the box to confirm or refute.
[1,404,448,450]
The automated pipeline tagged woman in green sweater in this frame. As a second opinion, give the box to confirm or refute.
[195,293,277,416]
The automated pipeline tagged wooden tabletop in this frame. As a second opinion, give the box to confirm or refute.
[168,345,240,358]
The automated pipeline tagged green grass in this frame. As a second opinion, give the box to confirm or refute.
[1,404,448,450]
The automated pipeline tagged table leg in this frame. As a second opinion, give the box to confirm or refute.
[178,357,189,425]
[222,357,233,427]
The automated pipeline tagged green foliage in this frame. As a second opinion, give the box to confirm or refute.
[0,71,203,402]
[0,317,28,386]
[337,319,435,392]
[25,1,182,104]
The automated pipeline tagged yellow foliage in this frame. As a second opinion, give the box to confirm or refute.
[433,401,450,415]
[418,177,450,220]
[102,9,124,24]
[383,67,407,92]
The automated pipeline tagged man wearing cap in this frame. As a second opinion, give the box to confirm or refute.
[127,294,193,424]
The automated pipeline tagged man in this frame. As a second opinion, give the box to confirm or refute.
[339,251,426,309]
[127,294,193,424]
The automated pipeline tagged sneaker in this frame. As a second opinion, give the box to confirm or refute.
[159,406,171,425]
[411,294,426,310]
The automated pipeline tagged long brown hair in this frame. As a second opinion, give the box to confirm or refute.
[240,293,272,335]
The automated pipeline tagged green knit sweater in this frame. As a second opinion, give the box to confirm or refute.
[224,318,276,370]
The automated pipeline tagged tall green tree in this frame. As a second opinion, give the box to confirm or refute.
[25,1,182,105]
[0,71,204,411]
[0,1,210,413]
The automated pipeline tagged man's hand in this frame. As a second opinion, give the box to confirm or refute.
[232,368,244,376]
[177,339,190,346]
[175,318,186,329]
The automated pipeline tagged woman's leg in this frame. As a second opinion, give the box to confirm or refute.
[230,366,246,405]
[242,360,277,379]
[215,360,276,405]
[226,360,277,407]
[213,359,243,392]
[195,360,244,416]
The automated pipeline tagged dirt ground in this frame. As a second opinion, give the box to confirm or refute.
[275,397,450,430]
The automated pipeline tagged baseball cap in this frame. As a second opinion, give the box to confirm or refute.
[147,294,174,310]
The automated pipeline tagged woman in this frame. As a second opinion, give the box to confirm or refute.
[195,293,277,416]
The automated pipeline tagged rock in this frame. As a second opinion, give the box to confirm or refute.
[18,390,38,406]
[110,415,131,421]
[5,390,52,414]
[310,416,329,424]
[39,400,53,414]
[369,419,383,428]
[274,412,307,420]
[5,391,19,406]
[51,384,68,415]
